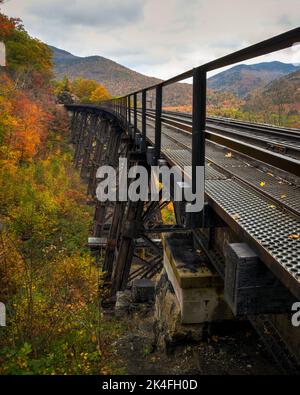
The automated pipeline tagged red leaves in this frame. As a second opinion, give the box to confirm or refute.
[0,74,50,162]
[0,13,19,40]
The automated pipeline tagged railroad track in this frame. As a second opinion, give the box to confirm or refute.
[135,113,300,301]
[138,113,300,214]
[143,109,300,162]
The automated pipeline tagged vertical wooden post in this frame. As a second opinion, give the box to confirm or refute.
[155,85,162,164]
[133,93,137,139]
[142,90,147,151]
[128,95,131,128]
[190,67,206,228]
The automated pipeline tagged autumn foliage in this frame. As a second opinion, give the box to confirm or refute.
[0,74,50,162]
[1,12,52,91]
[54,76,112,104]
[0,11,122,375]
[0,13,17,40]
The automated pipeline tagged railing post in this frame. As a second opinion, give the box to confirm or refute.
[191,66,206,228]
[123,97,127,124]
[155,85,162,164]
[134,93,137,139]
[128,95,131,128]
[142,90,147,151]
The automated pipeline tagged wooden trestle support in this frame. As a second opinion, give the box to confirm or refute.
[70,109,169,301]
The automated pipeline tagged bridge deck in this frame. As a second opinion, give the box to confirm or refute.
[138,117,300,299]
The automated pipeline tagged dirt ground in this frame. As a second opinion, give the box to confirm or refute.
[112,305,282,376]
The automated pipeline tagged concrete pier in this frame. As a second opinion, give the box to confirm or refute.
[163,233,233,324]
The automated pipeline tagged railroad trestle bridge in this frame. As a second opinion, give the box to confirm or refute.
[66,27,300,373]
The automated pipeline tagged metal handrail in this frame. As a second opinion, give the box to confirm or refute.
[88,28,300,225]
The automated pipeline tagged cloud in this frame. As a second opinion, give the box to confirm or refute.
[27,0,144,28]
[1,0,300,79]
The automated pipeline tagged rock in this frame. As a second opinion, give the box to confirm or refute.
[115,291,132,318]
[154,270,205,354]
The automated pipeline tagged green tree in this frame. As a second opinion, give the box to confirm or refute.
[0,12,52,88]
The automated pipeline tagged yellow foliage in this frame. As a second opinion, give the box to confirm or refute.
[69,78,112,103]
[90,85,112,103]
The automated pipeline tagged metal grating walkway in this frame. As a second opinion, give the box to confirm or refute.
[138,118,300,299]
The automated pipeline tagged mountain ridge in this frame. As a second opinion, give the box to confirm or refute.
[50,45,192,106]
[208,61,299,97]
[49,45,298,104]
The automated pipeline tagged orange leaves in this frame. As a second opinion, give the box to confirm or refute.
[13,98,41,159]
[0,13,19,40]
[0,74,49,163]
[288,234,300,240]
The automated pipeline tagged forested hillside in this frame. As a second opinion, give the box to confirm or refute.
[243,70,300,126]
[51,45,299,105]
[50,45,193,107]
[50,44,299,127]
[207,62,299,97]
[0,11,122,375]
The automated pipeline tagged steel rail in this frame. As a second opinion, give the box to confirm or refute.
[148,108,300,134]
[144,108,300,142]
[142,111,300,176]
[158,121,300,218]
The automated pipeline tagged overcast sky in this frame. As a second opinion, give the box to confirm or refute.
[1,0,299,79]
